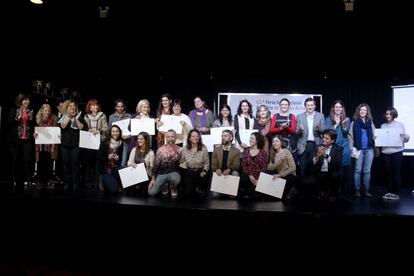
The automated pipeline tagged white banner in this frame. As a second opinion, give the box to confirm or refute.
[219,93,322,118]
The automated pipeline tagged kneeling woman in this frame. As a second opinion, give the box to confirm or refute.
[180,129,210,199]
[267,135,298,200]
[240,132,268,199]
[99,125,124,194]
[127,132,154,195]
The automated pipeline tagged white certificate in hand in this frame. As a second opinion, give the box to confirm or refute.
[35,127,61,144]
[118,163,149,188]
[375,128,403,147]
[112,118,131,136]
[210,127,235,144]
[79,130,100,150]
[201,135,215,152]
[131,118,155,135]
[210,173,240,196]
[238,129,258,146]
[255,172,286,199]
[158,115,183,134]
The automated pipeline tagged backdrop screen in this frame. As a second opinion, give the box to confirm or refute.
[392,85,414,156]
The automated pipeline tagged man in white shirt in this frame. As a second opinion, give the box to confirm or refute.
[304,129,343,201]
[296,97,326,179]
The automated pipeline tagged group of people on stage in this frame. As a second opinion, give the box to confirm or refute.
[7,92,410,201]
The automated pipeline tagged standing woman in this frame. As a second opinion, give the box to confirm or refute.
[171,99,192,147]
[234,99,256,152]
[325,100,352,195]
[128,99,152,153]
[155,94,173,148]
[7,93,34,192]
[349,103,376,198]
[269,98,297,159]
[254,105,272,157]
[99,125,124,194]
[83,99,108,189]
[213,104,233,127]
[381,107,410,200]
[59,100,88,191]
[188,96,215,135]
[33,104,58,188]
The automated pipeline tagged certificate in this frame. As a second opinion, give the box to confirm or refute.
[238,129,258,146]
[79,130,100,150]
[375,128,403,147]
[210,127,235,144]
[201,135,215,152]
[158,115,183,134]
[210,173,240,196]
[255,172,286,199]
[118,163,149,188]
[35,127,61,144]
[112,118,131,136]
[131,118,155,136]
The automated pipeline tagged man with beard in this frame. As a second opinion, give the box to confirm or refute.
[148,129,182,197]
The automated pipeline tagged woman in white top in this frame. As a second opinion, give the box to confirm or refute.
[213,104,233,127]
[234,99,256,152]
[127,131,155,195]
[380,107,410,200]
[171,99,192,147]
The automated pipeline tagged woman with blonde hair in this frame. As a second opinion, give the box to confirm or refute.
[33,104,58,188]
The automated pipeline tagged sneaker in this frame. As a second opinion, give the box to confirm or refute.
[354,190,361,198]
[171,187,178,197]
[388,193,400,200]
[162,184,169,195]
[364,191,373,198]
[382,193,392,200]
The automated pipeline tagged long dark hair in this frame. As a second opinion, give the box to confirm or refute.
[218,104,233,125]
[157,93,173,118]
[329,100,347,126]
[269,135,287,164]
[104,125,123,145]
[237,99,253,118]
[186,129,203,151]
[134,131,151,161]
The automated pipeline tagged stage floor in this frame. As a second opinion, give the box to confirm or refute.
[2,185,414,273]
[2,185,414,218]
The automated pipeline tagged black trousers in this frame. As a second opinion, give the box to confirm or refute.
[9,139,33,190]
[61,146,81,190]
[299,141,317,180]
[83,148,100,189]
[303,170,341,199]
[383,151,403,194]
[183,169,209,199]
[37,151,53,184]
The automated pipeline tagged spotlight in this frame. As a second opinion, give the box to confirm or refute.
[30,0,43,4]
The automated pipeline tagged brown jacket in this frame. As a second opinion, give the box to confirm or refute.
[211,145,240,173]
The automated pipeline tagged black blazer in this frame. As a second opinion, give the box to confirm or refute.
[311,143,343,175]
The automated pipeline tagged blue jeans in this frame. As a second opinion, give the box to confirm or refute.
[148,172,181,197]
[354,148,374,191]
[121,143,128,168]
